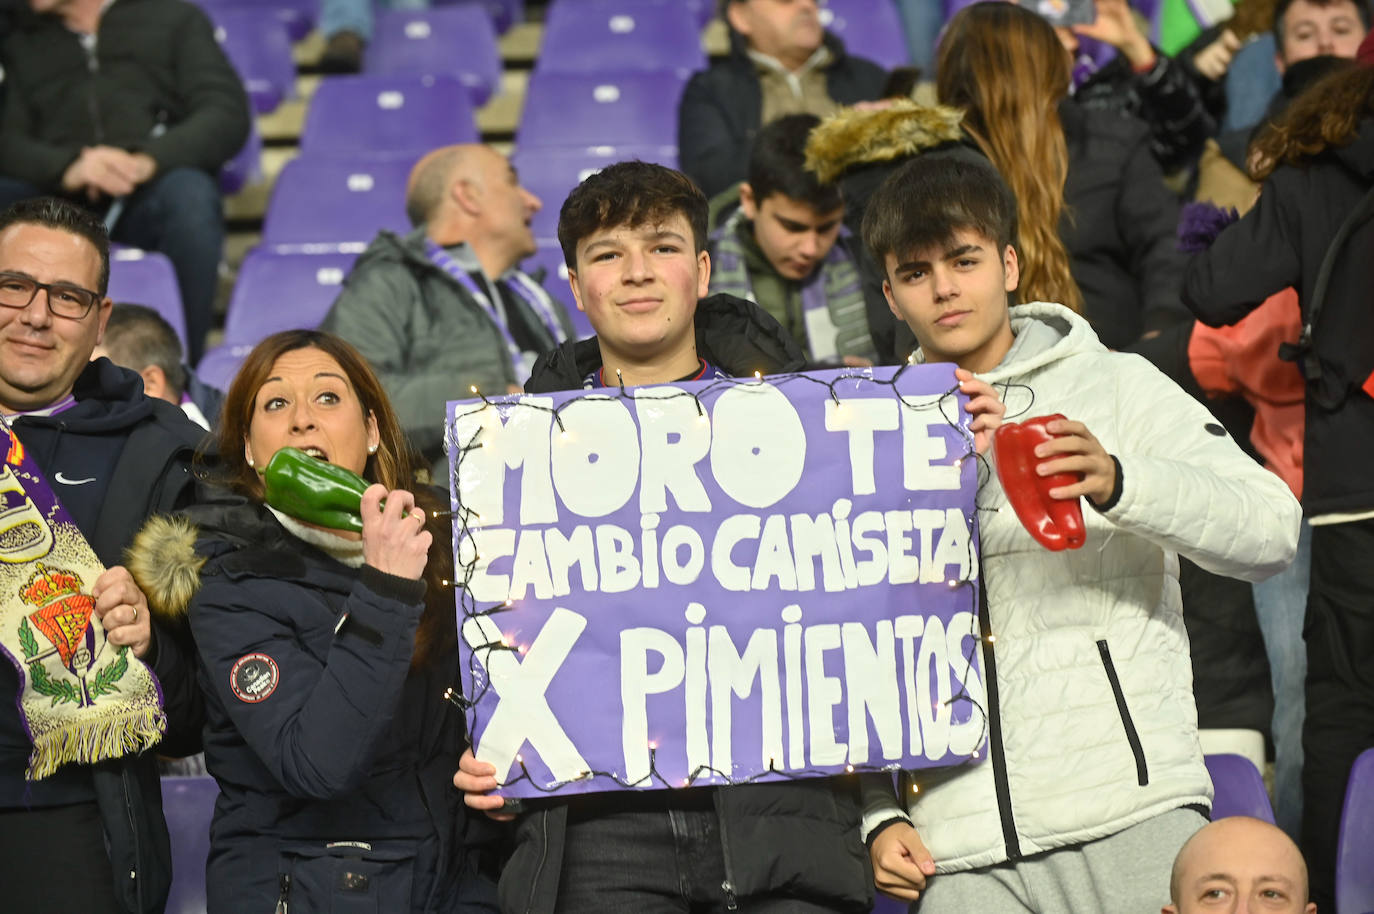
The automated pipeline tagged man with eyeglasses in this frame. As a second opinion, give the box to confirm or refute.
[0,196,208,914]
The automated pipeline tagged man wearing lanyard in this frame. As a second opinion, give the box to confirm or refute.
[707,114,879,368]
[323,143,574,483]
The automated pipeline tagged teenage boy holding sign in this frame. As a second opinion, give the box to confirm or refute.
[455,161,891,913]
[858,154,1301,912]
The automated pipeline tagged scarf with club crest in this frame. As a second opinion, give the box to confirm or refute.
[0,421,165,780]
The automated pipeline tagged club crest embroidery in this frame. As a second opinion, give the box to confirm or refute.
[16,564,129,706]
[231,653,279,703]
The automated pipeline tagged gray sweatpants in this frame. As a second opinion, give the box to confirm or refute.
[912,808,1207,914]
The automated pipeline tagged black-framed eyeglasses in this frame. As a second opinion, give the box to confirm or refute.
[0,272,102,320]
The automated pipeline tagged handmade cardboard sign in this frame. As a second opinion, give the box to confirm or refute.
[449,366,986,797]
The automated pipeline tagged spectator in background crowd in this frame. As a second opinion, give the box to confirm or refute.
[0,197,207,914]
[1069,0,1217,174]
[1183,46,1374,911]
[0,0,251,365]
[1163,817,1317,914]
[937,1,1192,350]
[679,0,887,199]
[1186,0,1368,160]
[317,0,430,73]
[708,114,880,366]
[321,144,573,483]
[94,303,217,430]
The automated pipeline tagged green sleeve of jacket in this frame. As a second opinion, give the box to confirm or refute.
[321,259,515,461]
[140,6,251,174]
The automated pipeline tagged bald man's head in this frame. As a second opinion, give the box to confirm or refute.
[404,143,541,276]
[1164,817,1316,914]
[405,145,469,228]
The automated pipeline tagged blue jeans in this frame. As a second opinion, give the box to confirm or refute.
[0,167,223,363]
[319,0,429,42]
[896,0,945,73]
[1252,520,1310,841]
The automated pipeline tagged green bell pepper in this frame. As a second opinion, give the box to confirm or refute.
[262,446,370,532]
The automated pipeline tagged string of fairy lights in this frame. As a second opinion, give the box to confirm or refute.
[436,365,1040,794]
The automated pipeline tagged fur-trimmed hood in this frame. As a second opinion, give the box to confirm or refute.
[127,496,281,621]
[804,99,967,185]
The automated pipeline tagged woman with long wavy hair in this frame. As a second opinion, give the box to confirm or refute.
[1184,52,1374,913]
[937,2,1192,350]
[130,330,503,913]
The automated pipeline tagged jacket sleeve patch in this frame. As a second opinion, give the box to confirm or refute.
[230,652,280,703]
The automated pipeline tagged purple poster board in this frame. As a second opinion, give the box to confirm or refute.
[447,366,987,798]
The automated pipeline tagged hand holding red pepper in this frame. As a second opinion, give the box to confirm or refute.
[1033,417,1118,508]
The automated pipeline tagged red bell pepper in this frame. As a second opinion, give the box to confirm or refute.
[993,414,1086,551]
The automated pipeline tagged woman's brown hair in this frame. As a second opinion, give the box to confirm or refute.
[1250,60,1374,181]
[936,2,1085,312]
[214,330,453,668]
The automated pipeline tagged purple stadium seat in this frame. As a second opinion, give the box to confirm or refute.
[192,0,314,42]
[261,155,415,251]
[365,7,501,106]
[220,121,263,196]
[207,8,295,114]
[1204,754,1275,823]
[519,243,593,340]
[518,70,690,151]
[537,0,706,75]
[301,75,478,158]
[819,0,912,70]
[871,894,907,914]
[107,247,188,349]
[1337,747,1374,914]
[440,0,524,33]
[198,249,360,387]
[160,776,218,914]
[513,144,677,241]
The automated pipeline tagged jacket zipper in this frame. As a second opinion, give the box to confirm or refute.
[977,583,1021,859]
[417,772,445,913]
[83,41,104,143]
[275,873,290,914]
[714,790,739,910]
[121,766,144,911]
[521,810,549,914]
[1096,640,1149,786]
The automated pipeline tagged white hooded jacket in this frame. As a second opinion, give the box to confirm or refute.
[861,303,1301,871]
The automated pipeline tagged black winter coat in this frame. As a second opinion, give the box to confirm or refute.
[0,0,250,188]
[508,294,873,913]
[1061,102,1193,350]
[0,358,209,912]
[154,496,500,914]
[678,32,887,199]
[1183,120,1374,516]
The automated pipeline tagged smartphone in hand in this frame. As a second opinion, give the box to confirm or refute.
[1018,0,1097,27]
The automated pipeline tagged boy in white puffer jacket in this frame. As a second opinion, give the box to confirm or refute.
[858,155,1302,913]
